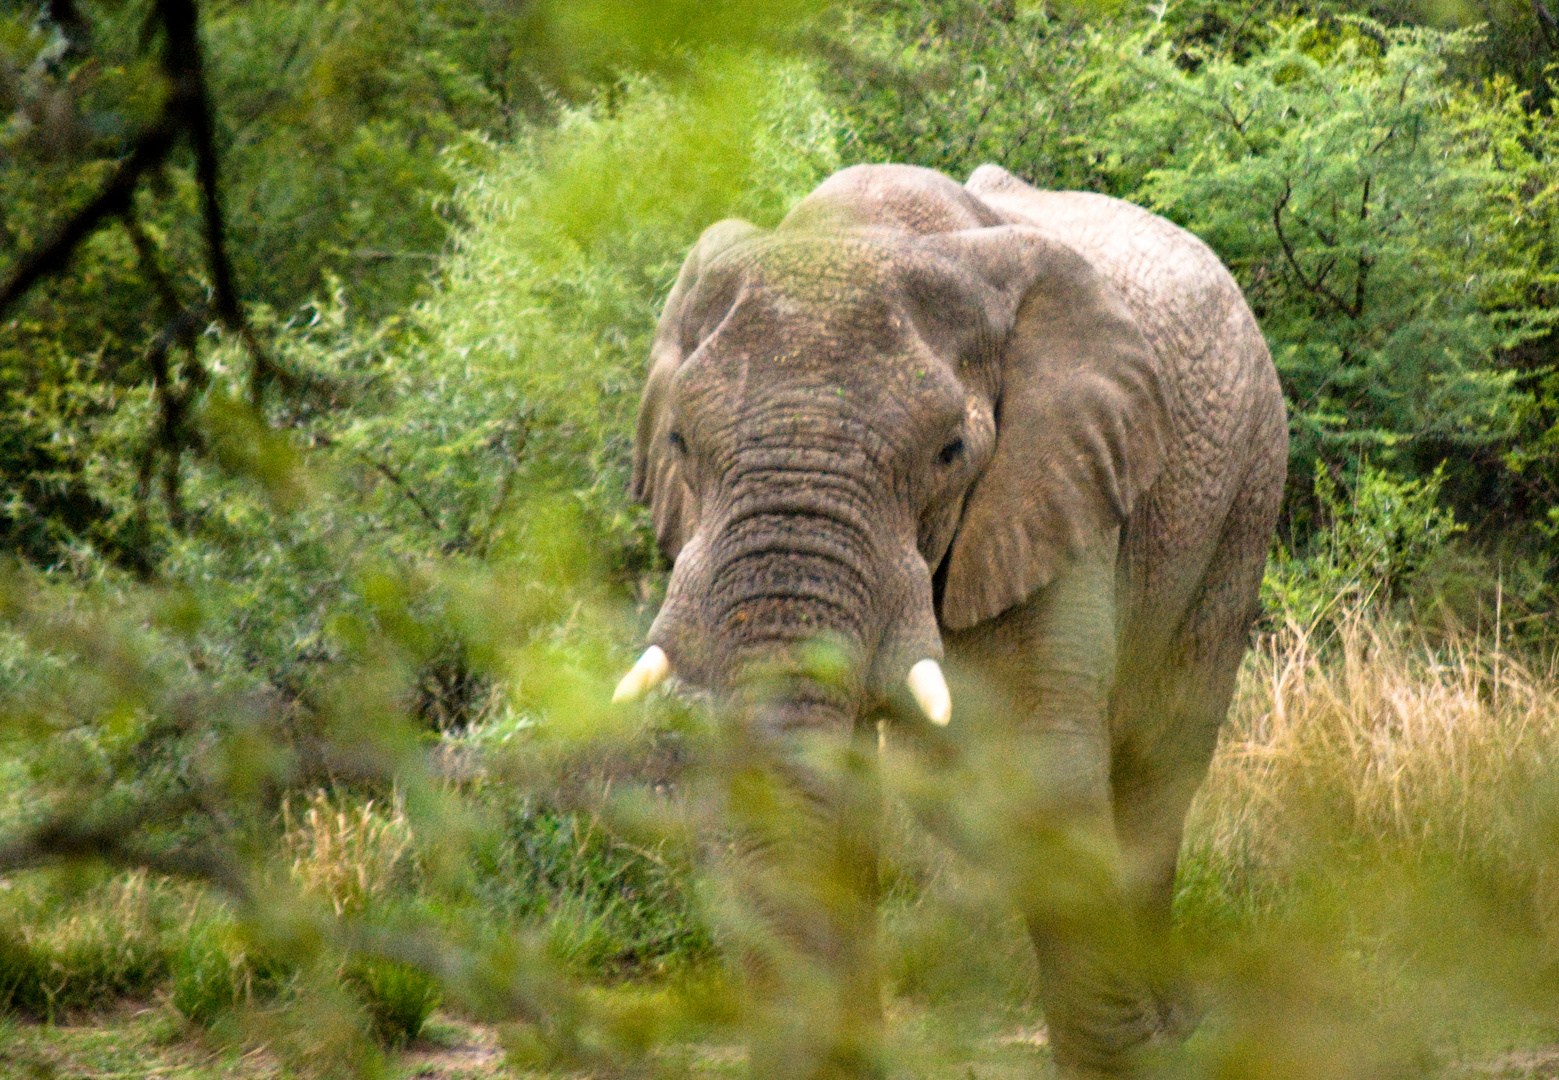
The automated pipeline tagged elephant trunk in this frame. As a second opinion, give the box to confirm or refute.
[630,461,946,730]
[634,466,931,1080]
[709,510,874,691]
[696,505,886,1080]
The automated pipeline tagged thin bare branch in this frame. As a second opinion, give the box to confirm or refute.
[1536,0,1559,49]
[0,115,178,318]
[367,456,443,531]
[1272,183,1364,321]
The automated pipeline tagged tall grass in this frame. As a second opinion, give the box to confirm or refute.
[0,871,194,1018]
[1170,613,1559,1070]
[1184,616,1559,917]
[4,612,1558,1067]
[282,790,420,919]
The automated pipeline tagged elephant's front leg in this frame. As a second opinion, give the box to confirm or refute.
[948,539,1181,1078]
[710,703,884,1080]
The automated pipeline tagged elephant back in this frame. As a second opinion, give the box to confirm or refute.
[965,165,1287,639]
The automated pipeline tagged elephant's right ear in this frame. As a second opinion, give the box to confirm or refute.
[936,225,1168,631]
[631,219,760,560]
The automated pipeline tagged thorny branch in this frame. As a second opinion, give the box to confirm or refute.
[0,118,179,315]
[0,799,249,902]
[1272,183,1369,321]
[368,456,443,531]
[1536,0,1559,49]
[120,212,184,323]
[0,0,318,533]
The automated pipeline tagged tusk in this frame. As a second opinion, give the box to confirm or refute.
[906,658,951,726]
[613,645,670,704]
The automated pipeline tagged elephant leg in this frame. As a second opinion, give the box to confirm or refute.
[1103,659,1235,1049]
[711,709,884,1080]
[895,677,1176,1078]
[943,544,1176,1076]
[1108,458,1280,1041]
[1001,725,1176,1079]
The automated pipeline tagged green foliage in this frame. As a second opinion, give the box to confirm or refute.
[1367,0,1558,107]
[1264,461,1465,627]
[0,0,485,571]
[824,1,1108,192]
[168,913,282,1028]
[473,797,711,976]
[0,61,836,1059]
[0,0,843,575]
[0,872,189,1020]
[829,1,1559,562]
[203,0,503,318]
[1100,20,1554,518]
[345,958,442,1046]
[3,0,1559,1075]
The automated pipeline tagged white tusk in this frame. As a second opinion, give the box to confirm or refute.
[906,658,951,726]
[613,646,670,704]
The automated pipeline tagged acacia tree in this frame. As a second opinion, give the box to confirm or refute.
[0,0,829,1070]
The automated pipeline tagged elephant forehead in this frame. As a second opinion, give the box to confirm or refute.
[680,233,989,424]
[731,232,901,291]
[708,232,988,333]
[689,297,962,431]
[715,285,906,359]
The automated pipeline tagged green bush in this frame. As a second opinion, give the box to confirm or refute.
[1098,20,1555,522]
[466,794,711,977]
[1264,462,1465,629]
[345,958,441,1046]
[826,2,1559,560]
[0,872,182,1019]
[168,917,258,1028]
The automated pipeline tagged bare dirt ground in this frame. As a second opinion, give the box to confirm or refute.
[4,1004,1557,1080]
[398,1017,506,1080]
[1446,1048,1559,1080]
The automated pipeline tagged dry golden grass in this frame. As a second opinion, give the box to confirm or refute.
[280,790,419,918]
[1185,612,1559,936]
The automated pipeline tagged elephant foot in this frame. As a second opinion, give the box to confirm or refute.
[750,1033,884,1080]
[1047,980,1205,1079]
[1147,976,1204,1045]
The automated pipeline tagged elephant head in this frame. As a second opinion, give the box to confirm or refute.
[617,164,1167,727]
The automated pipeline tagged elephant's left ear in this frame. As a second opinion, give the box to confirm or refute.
[936,225,1168,631]
[632,219,760,560]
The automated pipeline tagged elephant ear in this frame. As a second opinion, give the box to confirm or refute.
[631,218,760,560]
[935,225,1168,631]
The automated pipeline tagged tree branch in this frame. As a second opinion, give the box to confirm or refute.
[0,114,179,319]
[367,456,443,531]
[1272,184,1364,321]
[1535,0,1558,49]
[0,804,248,902]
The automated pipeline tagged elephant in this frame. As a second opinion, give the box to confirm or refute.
[613,163,1287,1080]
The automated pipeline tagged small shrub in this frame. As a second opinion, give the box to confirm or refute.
[471,797,713,977]
[169,917,254,1027]
[345,958,441,1046]
[0,871,180,1019]
[279,789,442,1045]
[1263,462,1465,631]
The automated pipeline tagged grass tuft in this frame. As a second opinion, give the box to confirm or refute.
[1183,615,1559,927]
[0,871,188,1019]
[282,789,420,918]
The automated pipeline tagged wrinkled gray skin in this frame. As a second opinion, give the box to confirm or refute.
[631,164,1287,1080]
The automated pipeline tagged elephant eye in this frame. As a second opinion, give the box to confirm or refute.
[668,431,688,454]
[936,438,965,466]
